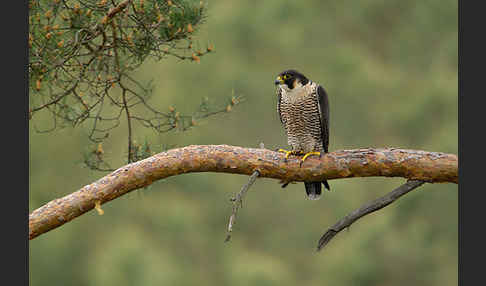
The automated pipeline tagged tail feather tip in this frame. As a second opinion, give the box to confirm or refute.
[307,193,321,200]
[304,182,322,200]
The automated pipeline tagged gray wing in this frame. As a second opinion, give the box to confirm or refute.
[316,85,330,153]
[277,87,285,124]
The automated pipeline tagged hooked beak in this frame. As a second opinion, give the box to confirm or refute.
[275,76,283,85]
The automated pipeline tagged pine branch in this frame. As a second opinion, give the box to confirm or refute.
[29,145,457,240]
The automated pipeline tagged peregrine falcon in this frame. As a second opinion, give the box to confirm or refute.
[275,69,330,200]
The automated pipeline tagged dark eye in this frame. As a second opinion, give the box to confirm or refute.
[283,74,289,80]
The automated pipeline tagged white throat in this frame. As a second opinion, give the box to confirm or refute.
[279,81,307,98]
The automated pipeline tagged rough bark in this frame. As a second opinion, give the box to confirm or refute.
[29,145,458,240]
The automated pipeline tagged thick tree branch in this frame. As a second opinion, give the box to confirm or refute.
[29,145,457,240]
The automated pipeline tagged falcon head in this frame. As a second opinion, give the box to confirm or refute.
[275,69,309,90]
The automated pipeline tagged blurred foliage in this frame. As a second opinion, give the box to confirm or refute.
[29,0,457,285]
[29,0,237,167]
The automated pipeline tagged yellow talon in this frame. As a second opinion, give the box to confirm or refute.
[301,151,321,162]
[277,149,303,160]
[277,148,292,159]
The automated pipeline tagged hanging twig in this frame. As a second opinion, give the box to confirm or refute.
[316,180,426,251]
[225,170,260,242]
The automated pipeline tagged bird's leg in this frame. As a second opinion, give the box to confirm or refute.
[277,149,304,162]
[300,151,321,167]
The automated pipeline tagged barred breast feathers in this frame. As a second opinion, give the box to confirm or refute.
[277,81,324,153]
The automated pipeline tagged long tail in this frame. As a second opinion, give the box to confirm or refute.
[304,180,330,200]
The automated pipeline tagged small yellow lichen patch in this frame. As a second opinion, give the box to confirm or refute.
[96,143,104,155]
[94,201,104,215]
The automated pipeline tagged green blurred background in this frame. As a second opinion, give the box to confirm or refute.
[29,0,458,285]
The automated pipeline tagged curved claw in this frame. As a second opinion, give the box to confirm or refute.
[277,149,300,160]
[277,149,291,162]
[300,151,321,167]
